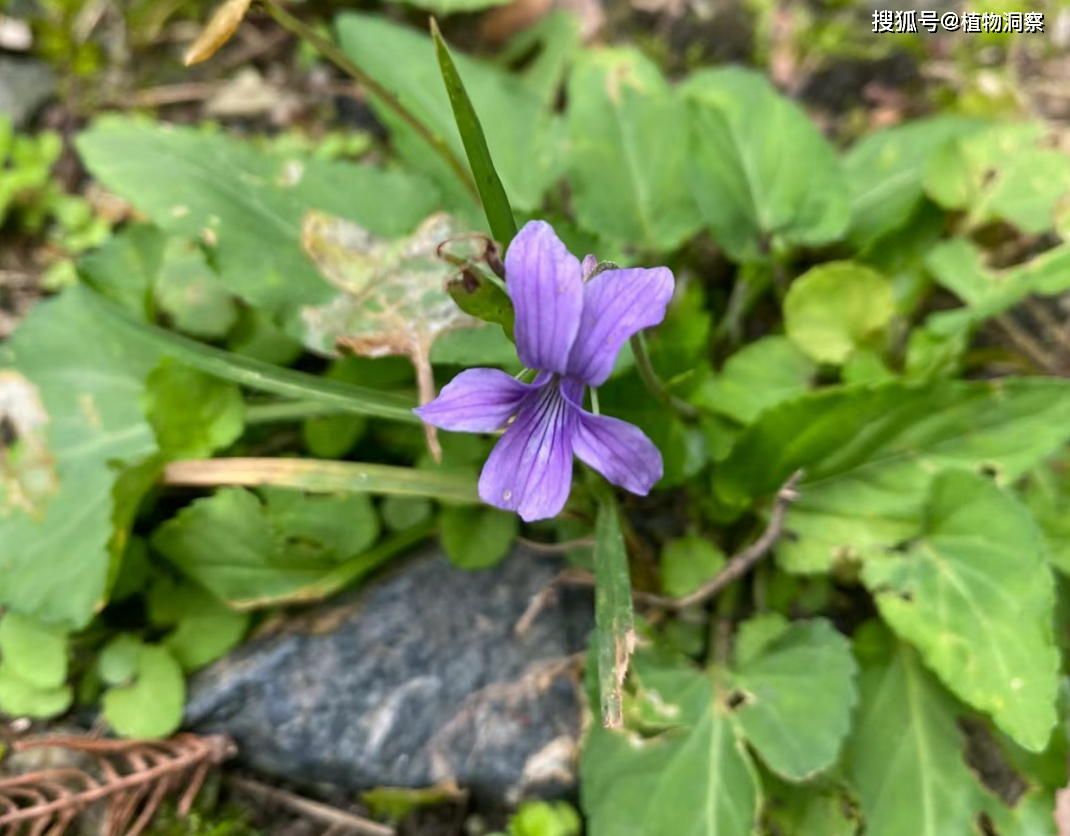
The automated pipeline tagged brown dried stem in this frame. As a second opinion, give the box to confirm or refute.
[516,470,804,631]
[0,734,235,836]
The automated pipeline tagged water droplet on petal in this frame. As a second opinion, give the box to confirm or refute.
[503,489,512,500]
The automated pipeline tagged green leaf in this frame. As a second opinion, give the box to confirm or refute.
[581,653,761,836]
[692,336,815,424]
[381,496,434,532]
[783,262,896,365]
[154,237,238,339]
[98,634,144,686]
[102,643,185,738]
[336,13,560,213]
[431,20,517,247]
[0,662,72,718]
[446,268,515,339]
[565,49,700,250]
[923,122,1070,233]
[143,358,244,460]
[85,287,420,424]
[152,486,381,607]
[76,116,439,327]
[148,578,250,672]
[843,626,983,836]
[1020,463,1070,575]
[0,286,160,627]
[659,536,725,597]
[844,116,984,247]
[593,492,635,728]
[714,379,1070,573]
[682,67,849,262]
[0,612,68,689]
[729,619,858,781]
[925,238,1070,336]
[440,504,517,569]
[762,775,859,836]
[863,471,1057,751]
[385,0,511,16]
[508,801,582,836]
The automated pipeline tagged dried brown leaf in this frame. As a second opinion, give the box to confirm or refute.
[183,0,253,66]
[300,212,484,460]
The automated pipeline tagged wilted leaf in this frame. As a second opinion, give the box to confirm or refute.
[682,67,849,262]
[784,262,896,365]
[183,0,252,65]
[863,471,1058,751]
[714,379,1070,573]
[566,49,701,250]
[301,212,488,457]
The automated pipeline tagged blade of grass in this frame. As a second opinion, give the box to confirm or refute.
[430,18,518,247]
[262,0,478,203]
[162,457,478,504]
[593,490,635,729]
[83,287,419,424]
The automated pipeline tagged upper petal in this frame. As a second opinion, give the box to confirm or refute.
[506,221,583,374]
[414,368,535,432]
[478,381,575,522]
[566,266,675,386]
[571,409,663,495]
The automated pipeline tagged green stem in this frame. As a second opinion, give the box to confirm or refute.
[261,0,478,202]
[245,399,352,424]
[629,333,699,422]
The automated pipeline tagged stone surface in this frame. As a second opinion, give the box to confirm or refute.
[185,546,592,804]
[0,57,55,129]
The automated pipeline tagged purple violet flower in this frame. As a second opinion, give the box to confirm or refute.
[415,220,674,522]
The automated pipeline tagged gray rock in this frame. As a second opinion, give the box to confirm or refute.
[0,57,55,129]
[185,546,592,804]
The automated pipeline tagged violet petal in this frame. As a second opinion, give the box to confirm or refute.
[572,409,663,495]
[414,368,534,432]
[478,380,575,522]
[567,266,675,386]
[505,220,583,374]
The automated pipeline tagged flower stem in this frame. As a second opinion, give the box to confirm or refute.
[629,333,699,421]
[260,0,479,202]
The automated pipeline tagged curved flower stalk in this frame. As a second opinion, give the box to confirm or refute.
[415,221,674,522]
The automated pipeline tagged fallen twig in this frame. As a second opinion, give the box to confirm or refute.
[516,470,804,632]
[227,776,394,836]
